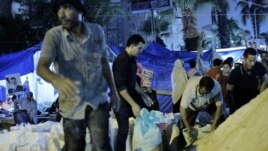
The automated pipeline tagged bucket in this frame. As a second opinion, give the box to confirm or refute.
[13,109,30,124]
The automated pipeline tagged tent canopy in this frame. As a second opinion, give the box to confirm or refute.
[0,42,245,107]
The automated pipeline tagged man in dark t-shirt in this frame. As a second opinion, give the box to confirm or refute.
[227,48,267,114]
[112,34,153,151]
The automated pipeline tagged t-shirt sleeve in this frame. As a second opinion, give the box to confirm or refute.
[256,62,267,77]
[180,84,192,108]
[96,24,108,59]
[213,81,223,106]
[227,68,238,85]
[40,29,58,62]
[214,92,223,106]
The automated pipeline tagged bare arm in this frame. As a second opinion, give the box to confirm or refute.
[226,83,235,113]
[135,83,153,107]
[101,57,120,110]
[37,57,58,84]
[101,57,116,92]
[211,104,222,130]
[180,105,194,142]
[215,73,221,82]
[37,57,77,99]
[259,74,268,92]
[180,106,192,131]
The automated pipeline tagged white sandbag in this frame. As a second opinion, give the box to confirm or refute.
[182,124,211,146]
[0,121,64,151]
[109,113,118,151]
[126,117,135,151]
[132,109,162,151]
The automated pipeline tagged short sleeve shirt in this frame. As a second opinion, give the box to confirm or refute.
[181,77,223,111]
[228,62,267,106]
[40,22,108,119]
[19,98,37,113]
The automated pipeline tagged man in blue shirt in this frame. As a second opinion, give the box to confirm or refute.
[37,0,120,150]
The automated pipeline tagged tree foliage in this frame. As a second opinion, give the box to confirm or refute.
[0,0,57,54]
[84,0,121,25]
[236,0,267,38]
[0,0,120,54]
[140,16,170,35]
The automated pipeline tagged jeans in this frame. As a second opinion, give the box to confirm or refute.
[62,103,111,151]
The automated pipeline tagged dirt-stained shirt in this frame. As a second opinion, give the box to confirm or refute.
[40,22,108,119]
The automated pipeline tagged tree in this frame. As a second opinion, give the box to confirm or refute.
[84,0,122,26]
[212,1,230,48]
[174,0,232,49]
[0,0,121,54]
[140,16,170,35]
[236,0,267,38]
[227,17,250,46]
[173,0,199,51]
[0,0,57,54]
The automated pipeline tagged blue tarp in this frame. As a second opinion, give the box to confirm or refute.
[110,42,245,93]
[0,43,41,80]
[136,42,214,92]
[0,86,6,102]
[0,42,245,112]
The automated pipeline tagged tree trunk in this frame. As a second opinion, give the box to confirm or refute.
[217,10,230,48]
[182,7,198,51]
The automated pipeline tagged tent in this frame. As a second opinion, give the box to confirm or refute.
[0,42,245,112]
[0,43,57,110]
[109,42,245,112]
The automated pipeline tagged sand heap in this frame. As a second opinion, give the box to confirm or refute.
[194,89,268,151]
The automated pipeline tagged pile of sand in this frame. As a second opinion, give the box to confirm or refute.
[194,89,268,151]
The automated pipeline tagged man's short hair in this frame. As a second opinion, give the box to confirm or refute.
[260,50,268,56]
[189,59,196,68]
[243,48,257,58]
[213,58,223,66]
[222,60,231,68]
[12,95,17,101]
[199,76,214,92]
[226,57,234,64]
[126,34,145,47]
[53,0,86,14]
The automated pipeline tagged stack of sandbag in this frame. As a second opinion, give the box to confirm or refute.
[194,89,268,151]
[0,121,64,151]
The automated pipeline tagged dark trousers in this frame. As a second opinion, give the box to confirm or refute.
[114,104,133,151]
[62,103,111,151]
[173,98,182,113]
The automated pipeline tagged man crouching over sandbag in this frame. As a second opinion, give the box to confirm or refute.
[179,76,224,145]
[160,76,224,151]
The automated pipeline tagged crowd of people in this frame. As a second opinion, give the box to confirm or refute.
[2,0,267,151]
[170,47,268,147]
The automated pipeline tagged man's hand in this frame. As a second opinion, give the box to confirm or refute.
[110,91,121,112]
[186,127,194,143]
[131,104,141,117]
[52,76,79,100]
[211,125,216,131]
[142,94,154,107]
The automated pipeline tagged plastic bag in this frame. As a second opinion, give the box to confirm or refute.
[132,109,162,151]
